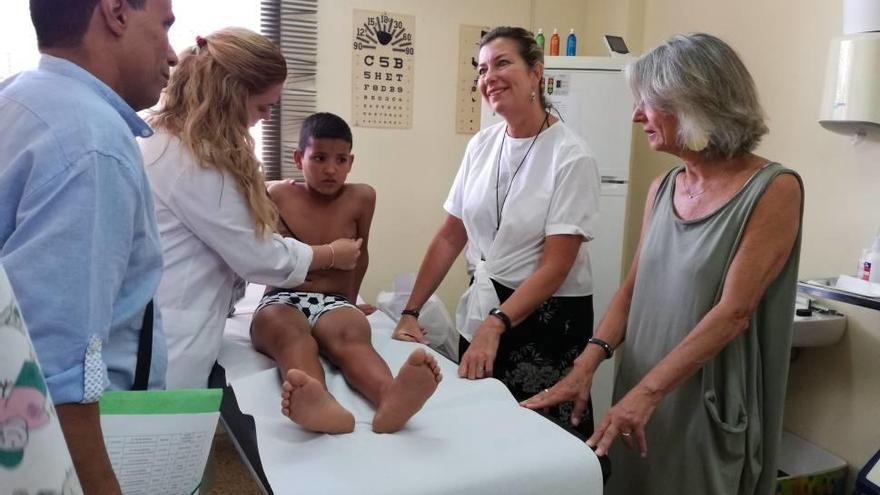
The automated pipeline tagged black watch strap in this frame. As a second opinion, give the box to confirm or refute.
[587,337,614,360]
[401,308,420,319]
[488,307,512,332]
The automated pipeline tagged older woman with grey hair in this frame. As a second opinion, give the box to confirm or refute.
[522,33,803,494]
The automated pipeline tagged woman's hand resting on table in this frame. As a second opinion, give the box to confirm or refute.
[586,384,660,458]
[392,315,429,344]
[458,317,503,380]
[520,362,594,427]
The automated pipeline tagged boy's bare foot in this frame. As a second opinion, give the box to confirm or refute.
[281,369,355,434]
[372,348,443,433]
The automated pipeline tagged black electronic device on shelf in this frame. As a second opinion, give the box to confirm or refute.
[603,35,630,55]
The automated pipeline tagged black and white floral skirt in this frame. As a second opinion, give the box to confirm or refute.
[459,279,594,440]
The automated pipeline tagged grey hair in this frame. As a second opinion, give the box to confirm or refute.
[625,33,768,160]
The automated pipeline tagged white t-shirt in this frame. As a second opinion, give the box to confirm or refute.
[444,120,600,297]
[140,131,313,388]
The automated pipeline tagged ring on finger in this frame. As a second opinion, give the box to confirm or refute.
[621,431,632,437]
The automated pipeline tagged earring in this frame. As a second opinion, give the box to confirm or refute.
[529,91,536,102]
[685,131,709,152]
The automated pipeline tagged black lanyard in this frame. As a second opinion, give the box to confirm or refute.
[495,111,551,231]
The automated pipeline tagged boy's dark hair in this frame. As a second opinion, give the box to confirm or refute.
[30,0,146,49]
[298,112,353,151]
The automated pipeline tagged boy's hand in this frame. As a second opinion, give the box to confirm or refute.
[329,238,362,270]
[357,303,377,315]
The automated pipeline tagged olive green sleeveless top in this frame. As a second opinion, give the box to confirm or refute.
[606,163,803,495]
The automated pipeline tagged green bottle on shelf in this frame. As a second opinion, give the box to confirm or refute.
[535,28,545,51]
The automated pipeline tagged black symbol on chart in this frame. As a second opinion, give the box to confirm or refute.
[357,15,413,53]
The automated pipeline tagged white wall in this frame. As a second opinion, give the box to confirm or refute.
[530,0,644,58]
[0,2,39,79]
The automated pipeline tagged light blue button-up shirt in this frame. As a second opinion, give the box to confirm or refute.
[0,55,166,404]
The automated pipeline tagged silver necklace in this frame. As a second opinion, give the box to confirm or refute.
[682,173,707,199]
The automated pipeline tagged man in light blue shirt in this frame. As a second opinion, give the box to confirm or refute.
[0,0,177,492]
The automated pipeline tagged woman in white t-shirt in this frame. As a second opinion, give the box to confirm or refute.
[140,28,361,389]
[392,26,600,438]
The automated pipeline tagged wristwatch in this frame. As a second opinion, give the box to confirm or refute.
[587,337,614,360]
[488,307,512,332]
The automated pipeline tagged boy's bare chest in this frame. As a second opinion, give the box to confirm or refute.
[278,196,359,243]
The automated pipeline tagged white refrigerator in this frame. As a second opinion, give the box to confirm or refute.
[481,55,634,422]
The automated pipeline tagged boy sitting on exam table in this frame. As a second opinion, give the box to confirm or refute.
[250,112,442,434]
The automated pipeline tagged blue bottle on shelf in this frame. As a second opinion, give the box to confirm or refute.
[566,29,577,56]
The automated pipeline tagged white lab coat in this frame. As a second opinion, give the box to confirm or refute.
[140,132,312,388]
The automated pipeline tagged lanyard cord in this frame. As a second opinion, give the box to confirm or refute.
[495,111,551,231]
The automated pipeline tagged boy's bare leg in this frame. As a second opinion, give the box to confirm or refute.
[313,307,442,433]
[251,304,354,434]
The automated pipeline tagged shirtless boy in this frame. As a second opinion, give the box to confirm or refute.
[251,112,442,434]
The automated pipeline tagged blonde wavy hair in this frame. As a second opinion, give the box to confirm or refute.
[148,27,286,237]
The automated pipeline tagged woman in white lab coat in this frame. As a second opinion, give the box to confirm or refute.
[522,33,803,495]
[140,28,361,389]
[392,26,601,439]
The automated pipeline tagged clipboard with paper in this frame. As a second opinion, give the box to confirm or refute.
[99,388,222,495]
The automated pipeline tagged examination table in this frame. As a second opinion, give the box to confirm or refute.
[213,284,603,495]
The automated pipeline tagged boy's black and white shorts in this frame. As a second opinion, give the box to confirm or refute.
[255,289,356,327]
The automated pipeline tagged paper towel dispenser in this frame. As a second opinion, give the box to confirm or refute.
[819,32,880,135]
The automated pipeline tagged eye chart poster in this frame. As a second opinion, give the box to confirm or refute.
[456,25,489,134]
[352,10,415,129]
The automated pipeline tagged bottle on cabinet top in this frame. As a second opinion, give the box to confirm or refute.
[535,28,545,51]
[860,231,880,282]
[549,28,560,56]
[566,28,577,56]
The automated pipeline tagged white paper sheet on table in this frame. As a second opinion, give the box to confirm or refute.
[219,284,602,495]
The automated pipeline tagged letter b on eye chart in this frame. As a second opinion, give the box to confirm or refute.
[352,10,415,129]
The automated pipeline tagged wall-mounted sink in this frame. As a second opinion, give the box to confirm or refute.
[792,297,846,347]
